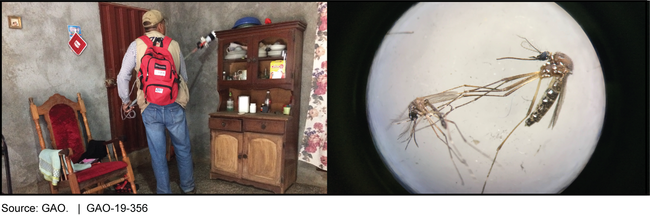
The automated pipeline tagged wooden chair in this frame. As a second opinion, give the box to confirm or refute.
[29,93,136,194]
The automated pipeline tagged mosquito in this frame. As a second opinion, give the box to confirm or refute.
[392,91,477,185]
[479,37,572,193]
[417,36,573,193]
[392,90,508,186]
[393,91,462,150]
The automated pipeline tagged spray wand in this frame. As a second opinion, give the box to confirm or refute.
[184,30,217,60]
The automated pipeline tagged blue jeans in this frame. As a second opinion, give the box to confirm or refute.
[142,102,195,194]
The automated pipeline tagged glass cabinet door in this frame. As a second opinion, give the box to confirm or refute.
[254,33,291,83]
[221,39,251,82]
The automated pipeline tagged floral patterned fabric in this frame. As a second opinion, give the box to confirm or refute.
[299,2,327,170]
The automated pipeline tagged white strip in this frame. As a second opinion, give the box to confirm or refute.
[0,196,647,214]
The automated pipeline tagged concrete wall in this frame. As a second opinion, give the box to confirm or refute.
[2,2,321,193]
[2,2,115,193]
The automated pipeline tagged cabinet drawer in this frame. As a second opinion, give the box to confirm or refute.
[209,117,242,132]
[244,119,285,134]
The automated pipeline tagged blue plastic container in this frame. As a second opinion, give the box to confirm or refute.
[232,17,261,29]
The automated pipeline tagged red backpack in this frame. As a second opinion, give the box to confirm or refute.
[138,35,180,106]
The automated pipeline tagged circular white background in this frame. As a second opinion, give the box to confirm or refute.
[367,3,605,193]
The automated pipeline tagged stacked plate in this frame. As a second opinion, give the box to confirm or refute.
[225,48,247,60]
[268,44,286,57]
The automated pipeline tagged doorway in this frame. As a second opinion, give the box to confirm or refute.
[98,2,148,152]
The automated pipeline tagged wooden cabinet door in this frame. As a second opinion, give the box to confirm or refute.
[211,130,243,178]
[243,132,283,185]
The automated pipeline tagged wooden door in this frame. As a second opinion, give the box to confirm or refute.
[98,2,148,152]
[243,132,282,185]
[210,131,243,178]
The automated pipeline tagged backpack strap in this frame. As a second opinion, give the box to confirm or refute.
[138,35,153,47]
[161,36,172,49]
[160,36,176,72]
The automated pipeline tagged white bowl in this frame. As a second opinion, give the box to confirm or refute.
[269,44,286,50]
[258,53,267,57]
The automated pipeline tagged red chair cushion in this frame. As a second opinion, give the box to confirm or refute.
[76,161,127,183]
[49,104,85,163]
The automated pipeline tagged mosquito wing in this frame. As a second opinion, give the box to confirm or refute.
[420,91,461,105]
[549,75,569,128]
[390,106,410,125]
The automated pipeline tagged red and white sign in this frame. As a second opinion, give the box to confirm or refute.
[68,33,87,56]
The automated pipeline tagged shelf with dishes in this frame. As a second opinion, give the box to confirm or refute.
[224,42,248,60]
[221,41,289,81]
[223,41,286,60]
[258,42,287,58]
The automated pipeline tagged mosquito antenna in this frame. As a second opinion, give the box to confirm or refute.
[498,36,547,61]
[517,35,542,54]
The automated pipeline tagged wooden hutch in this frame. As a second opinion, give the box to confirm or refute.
[209,21,305,193]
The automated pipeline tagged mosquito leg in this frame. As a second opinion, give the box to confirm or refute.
[434,104,503,167]
[442,71,541,94]
[445,121,476,179]
[447,142,465,186]
[444,118,501,167]
[423,102,476,181]
[439,84,502,94]
[423,115,468,186]
[401,104,448,151]
[409,117,422,149]
[404,119,418,150]
[481,115,527,194]
[421,72,541,122]
[423,113,449,146]
[439,71,535,94]
[481,75,544,194]
[434,72,539,111]
[425,103,469,166]
[397,118,413,140]
[398,107,467,186]
[525,77,544,116]
[440,119,467,165]
[433,81,509,120]
[424,103,465,163]
[438,73,541,116]
[397,110,420,150]
[401,111,445,143]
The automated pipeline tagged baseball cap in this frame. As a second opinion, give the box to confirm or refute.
[142,10,164,28]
